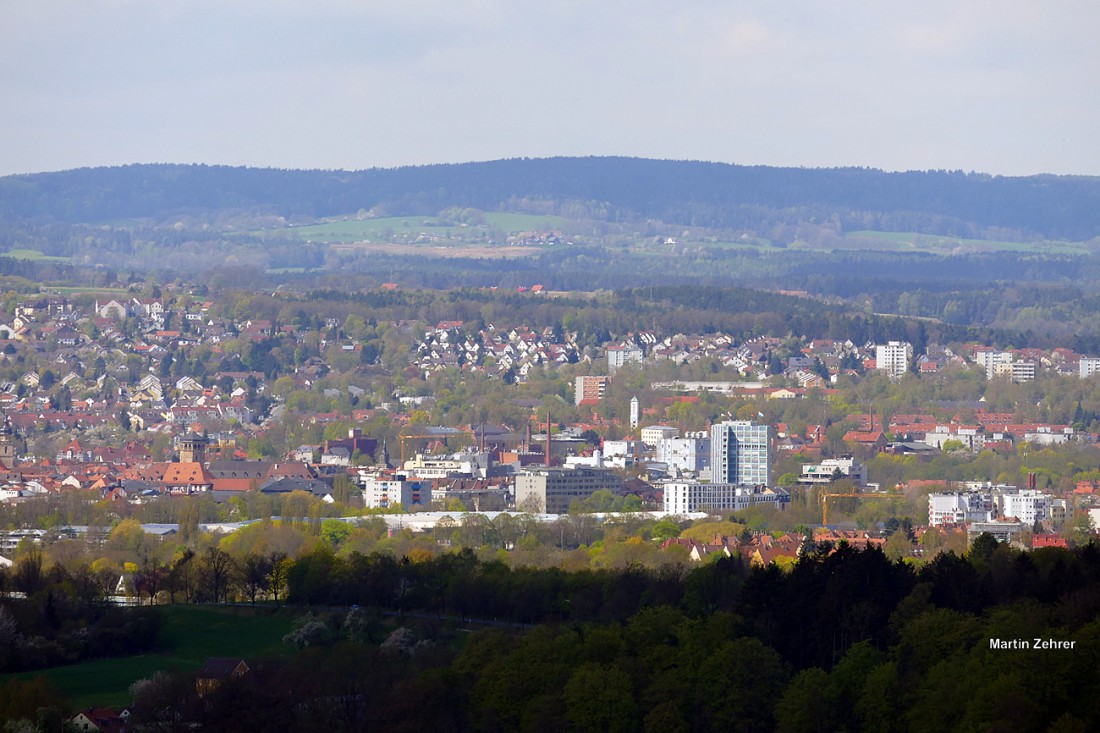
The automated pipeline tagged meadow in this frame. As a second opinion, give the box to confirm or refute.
[0,249,71,263]
[264,212,567,244]
[9,605,296,709]
[840,230,1089,255]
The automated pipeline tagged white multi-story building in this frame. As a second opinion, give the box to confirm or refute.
[1023,426,1075,446]
[514,466,624,514]
[603,440,642,458]
[928,487,1052,527]
[656,434,710,475]
[922,426,985,452]
[798,456,867,486]
[874,341,912,378]
[663,481,788,514]
[607,344,644,374]
[359,476,426,509]
[928,491,995,526]
[976,350,1013,379]
[1080,356,1100,379]
[709,420,771,487]
[1008,361,1036,383]
[641,425,680,446]
[402,452,490,479]
[997,489,1051,525]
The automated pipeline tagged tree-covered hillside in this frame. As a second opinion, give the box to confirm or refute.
[3,158,1100,241]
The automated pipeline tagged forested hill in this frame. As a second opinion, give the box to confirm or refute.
[3,157,1100,240]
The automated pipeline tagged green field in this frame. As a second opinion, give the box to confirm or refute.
[8,605,297,709]
[842,231,1089,255]
[261,212,567,243]
[0,248,71,262]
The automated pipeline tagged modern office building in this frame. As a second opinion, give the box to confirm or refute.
[514,466,625,514]
[709,420,771,487]
[663,481,789,514]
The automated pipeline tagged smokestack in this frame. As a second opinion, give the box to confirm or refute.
[546,412,552,467]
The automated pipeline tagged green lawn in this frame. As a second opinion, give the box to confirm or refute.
[7,605,297,710]
[0,248,71,262]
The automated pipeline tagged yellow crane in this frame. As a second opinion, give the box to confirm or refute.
[399,431,449,465]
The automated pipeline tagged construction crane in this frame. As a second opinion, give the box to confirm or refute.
[399,432,450,465]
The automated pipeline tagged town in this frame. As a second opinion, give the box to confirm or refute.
[2,285,1098,573]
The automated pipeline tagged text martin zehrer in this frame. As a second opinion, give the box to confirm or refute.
[989,638,1076,650]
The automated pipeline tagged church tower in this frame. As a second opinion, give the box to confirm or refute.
[177,432,207,464]
[0,416,21,465]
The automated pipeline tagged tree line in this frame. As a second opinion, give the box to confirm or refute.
[7,537,1100,731]
[5,159,1100,241]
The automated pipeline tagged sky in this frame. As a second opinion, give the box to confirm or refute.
[2,0,1097,177]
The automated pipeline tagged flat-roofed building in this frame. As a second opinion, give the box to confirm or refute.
[574,375,610,405]
[710,420,771,487]
[798,456,867,486]
[514,466,624,514]
[663,481,789,514]
[656,434,710,474]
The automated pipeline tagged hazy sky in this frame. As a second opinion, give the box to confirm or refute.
[3,1,1097,177]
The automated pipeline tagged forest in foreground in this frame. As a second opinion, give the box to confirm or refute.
[3,538,1100,732]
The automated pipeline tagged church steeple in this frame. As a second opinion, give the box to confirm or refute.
[0,415,22,465]
[177,432,207,464]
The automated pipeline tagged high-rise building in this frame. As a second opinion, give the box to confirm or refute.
[709,420,771,487]
[874,341,912,378]
[574,375,610,405]
[1080,356,1100,379]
